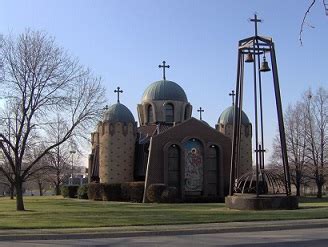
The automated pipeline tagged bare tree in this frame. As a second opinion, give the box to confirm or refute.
[271,88,328,197]
[271,103,309,196]
[0,30,105,210]
[284,103,310,196]
[44,120,76,195]
[304,88,328,198]
[300,0,328,45]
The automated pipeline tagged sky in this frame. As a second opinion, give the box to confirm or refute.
[0,0,327,163]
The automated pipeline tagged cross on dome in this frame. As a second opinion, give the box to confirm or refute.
[114,86,123,103]
[229,90,236,106]
[158,61,170,80]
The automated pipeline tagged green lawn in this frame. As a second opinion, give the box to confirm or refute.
[0,196,328,229]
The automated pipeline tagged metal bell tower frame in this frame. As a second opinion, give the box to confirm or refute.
[229,14,291,197]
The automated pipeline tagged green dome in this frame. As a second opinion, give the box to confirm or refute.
[103,103,135,123]
[142,80,188,102]
[218,106,250,125]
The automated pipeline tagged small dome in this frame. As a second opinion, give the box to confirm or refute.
[142,80,188,102]
[218,106,250,125]
[103,103,135,123]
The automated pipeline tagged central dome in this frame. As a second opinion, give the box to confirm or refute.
[142,80,188,102]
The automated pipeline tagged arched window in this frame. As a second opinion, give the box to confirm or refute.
[208,145,219,196]
[184,104,191,120]
[147,105,153,123]
[168,144,180,194]
[165,103,174,123]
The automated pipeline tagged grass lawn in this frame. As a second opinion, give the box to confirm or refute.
[0,196,328,229]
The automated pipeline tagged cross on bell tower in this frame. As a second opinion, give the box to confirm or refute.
[229,90,236,106]
[114,86,123,103]
[197,107,204,120]
[158,61,170,80]
[250,14,262,36]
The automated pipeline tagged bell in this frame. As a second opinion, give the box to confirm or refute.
[260,57,271,72]
[244,53,254,63]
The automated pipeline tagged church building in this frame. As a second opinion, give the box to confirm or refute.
[88,62,252,202]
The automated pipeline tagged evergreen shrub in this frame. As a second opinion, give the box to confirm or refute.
[161,186,178,203]
[121,181,144,202]
[102,183,122,201]
[88,182,103,200]
[146,183,167,203]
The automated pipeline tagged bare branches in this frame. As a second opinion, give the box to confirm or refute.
[271,87,328,197]
[300,0,317,45]
[0,30,106,210]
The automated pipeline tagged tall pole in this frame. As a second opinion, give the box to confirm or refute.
[270,44,291,195]
[70,150,76,184]
[229,49,243,196]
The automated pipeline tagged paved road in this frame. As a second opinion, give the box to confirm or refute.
[1,227,328,247]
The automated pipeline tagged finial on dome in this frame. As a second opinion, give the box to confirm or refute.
[229,90,236,106]
[158,61,170,80]
[114,86,123,103]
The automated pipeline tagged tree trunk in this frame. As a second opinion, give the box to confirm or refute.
[55,184,61,195]
[55,172,61,195]
[295,170,301,197]
[317,183,323,198]
[10,183,15,199]
[296,182,301,197]
[38,182,43,196]
[15,180,25,211]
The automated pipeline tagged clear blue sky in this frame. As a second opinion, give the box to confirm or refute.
[1,0,327,159]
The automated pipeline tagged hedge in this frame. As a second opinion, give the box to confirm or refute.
[102,183,122,201]
[121,182,145,202]
[161,186,178,203]
[88,182,103,200]
[146,183,167,203]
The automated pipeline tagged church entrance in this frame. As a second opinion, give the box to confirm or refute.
[183,139,203,195]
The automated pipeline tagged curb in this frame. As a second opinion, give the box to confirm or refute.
[1,220,328,241]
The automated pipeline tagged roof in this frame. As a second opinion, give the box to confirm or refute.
[142,80,188,102]
[103,103,135,123]
[138,123,173,139]
[218,106,250,125]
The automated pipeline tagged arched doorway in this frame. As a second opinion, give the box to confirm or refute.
[183,139,203,195]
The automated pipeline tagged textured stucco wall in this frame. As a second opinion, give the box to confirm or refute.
[98,121,136,184]
[216,123,252,177]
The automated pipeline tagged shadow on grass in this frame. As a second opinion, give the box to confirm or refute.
[298,206,328,210]
[299,196,328,203]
